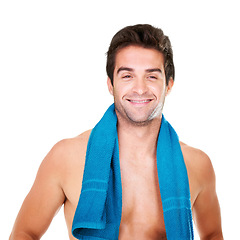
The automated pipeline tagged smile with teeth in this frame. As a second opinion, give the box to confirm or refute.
[127,99,152,103]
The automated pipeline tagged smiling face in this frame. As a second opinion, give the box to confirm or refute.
[107,45,173,126]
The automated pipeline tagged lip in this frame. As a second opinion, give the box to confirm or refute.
[127,99,153,105]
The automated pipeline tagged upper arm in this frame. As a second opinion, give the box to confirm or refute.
[192,152,223,239]
[10,140,67,239]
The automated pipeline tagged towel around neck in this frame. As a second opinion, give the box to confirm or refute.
[72,104,194,239]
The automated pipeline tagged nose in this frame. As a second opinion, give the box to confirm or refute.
[132,78,148,95]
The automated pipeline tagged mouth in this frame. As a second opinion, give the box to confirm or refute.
[127,99,153,105]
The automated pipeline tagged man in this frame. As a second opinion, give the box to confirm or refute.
[10,24,223,239]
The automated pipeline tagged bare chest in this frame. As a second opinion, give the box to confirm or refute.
[118,159,167,239]
[63,145,198,239]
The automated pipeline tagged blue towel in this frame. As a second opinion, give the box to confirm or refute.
[72,104,194,240]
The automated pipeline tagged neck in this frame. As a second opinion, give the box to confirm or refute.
[117,114,162,161]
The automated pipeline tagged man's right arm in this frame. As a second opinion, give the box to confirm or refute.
[9,141,68,240]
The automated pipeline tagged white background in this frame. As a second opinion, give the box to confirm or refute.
[1,0,239,239]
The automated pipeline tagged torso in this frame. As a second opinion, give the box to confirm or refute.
[118,153,167,239]
[60,130,202,239]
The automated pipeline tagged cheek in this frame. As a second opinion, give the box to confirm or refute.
[114,82,131,97]
[149,82,166,97]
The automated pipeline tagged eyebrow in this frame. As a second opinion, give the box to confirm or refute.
[145,68,162,73]
[117,67,162,75]
[117,67,134,75]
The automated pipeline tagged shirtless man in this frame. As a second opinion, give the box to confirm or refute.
[9,24,223,240]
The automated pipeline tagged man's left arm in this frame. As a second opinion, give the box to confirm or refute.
[192,154,223,240]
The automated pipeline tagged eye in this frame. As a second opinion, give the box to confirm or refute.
[148,75,158,80]
[122,74,132,79]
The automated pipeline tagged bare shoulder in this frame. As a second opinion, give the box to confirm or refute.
[54,129,91,152]
[40,129,92,185]
[48,129,92,164]
[40,129,92,202]
[180,142,216,204]
[180,141,215,181]
[9,130,92,239]
[180,142,223,238]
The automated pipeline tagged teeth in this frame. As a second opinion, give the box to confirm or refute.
[129,100,150,103]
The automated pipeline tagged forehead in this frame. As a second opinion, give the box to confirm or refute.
[114,45,165,72]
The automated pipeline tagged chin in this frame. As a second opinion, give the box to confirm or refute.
[128,119,153,126]
[125,113,158,126]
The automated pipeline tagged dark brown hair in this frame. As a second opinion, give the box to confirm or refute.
[106,24,175,86]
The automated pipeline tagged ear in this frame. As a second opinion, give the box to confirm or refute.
[166,78,174,96]
[107,77,114,95]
